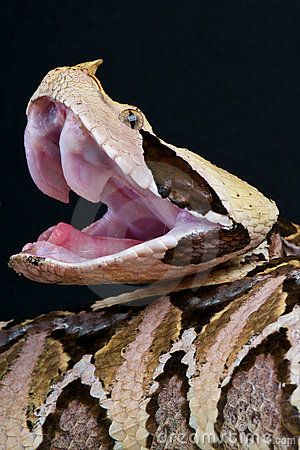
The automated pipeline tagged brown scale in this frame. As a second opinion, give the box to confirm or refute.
[163,224,250,266]
[39,380,114,449]
[216,331,298,449]
[171,276,258,332]
[48,309,133,366]
[146,352,197,450]
[94,311,144,391]
[27,338,69,429]
[0,339,24,381]
[141,130,227,215]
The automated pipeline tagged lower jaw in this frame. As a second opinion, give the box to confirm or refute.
[10,231,247,287]
[21,207,218,264]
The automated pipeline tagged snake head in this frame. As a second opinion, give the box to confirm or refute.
[9,60,278,285]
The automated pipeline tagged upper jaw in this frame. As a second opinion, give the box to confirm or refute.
[16,95,232,270]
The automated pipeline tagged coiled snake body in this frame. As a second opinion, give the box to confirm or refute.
[2,60,300,449]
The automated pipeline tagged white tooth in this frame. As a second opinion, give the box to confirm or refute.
[204,211,223,223]
[59,111,112,202]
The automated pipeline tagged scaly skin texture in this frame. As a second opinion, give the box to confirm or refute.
[1,254,300,449]
[4,61,300,449]
[9,60,278,285]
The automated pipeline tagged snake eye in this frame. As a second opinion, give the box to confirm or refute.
[118,109,144,130]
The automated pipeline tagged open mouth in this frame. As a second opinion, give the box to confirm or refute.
[22,96,232,265]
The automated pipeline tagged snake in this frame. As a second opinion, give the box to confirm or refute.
[2,60,300,449]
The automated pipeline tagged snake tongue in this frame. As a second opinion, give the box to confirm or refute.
[37,222,142,259]
[59,110,113,203]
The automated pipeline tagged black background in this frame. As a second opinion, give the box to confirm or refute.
[2,0,299,320]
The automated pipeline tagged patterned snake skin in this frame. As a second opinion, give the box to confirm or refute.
[1,251,300,449]
[3,61,300,449]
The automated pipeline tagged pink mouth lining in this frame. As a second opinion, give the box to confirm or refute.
[23,96,185,263]
[23,96,223,264]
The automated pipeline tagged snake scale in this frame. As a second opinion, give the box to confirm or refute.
[3,60,300,449]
